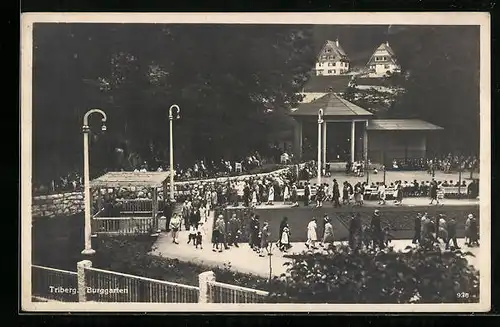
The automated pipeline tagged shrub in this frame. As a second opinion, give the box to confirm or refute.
[267,244,479,303]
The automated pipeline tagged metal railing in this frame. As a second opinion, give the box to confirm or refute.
[116,198,162,214]
[84,267,199,303]
[31,265,79,302]
[207,280,269,303]
[92,216,155,235]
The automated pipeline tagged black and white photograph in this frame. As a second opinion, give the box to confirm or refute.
[21,13,490,312]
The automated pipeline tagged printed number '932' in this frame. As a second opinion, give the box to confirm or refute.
[457,292,470,298]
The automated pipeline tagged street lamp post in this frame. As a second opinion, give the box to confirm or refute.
[458,164,463,199]
[383,165,386,185]
[266,242,274,284]
[169,104,181,202]
[317,109,324,185]
[81,109,107,255]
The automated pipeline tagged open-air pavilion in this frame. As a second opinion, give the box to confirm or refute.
[290,92,444,168]
[89,171,170,236]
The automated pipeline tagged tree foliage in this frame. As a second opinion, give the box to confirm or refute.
[32,24,480,182]
[268,245,479,303]
[33,24,316,181]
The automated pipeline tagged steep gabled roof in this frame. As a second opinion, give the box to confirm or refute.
[317,40,350,63]
[366,41,400,66]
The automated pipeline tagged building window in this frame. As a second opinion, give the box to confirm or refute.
[317,70,323,75]
[384,64,390,69]
[327,70,332,74]
[333,69,336,74]
[322,55,327,60]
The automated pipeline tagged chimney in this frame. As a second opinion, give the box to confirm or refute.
[336,38,339,47]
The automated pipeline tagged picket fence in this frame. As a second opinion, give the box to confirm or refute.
[31,261,269,304]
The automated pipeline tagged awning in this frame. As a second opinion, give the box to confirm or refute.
[367,119,444,131]
[89,172,170,188]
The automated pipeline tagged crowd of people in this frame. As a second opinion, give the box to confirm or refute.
[167,206,480,256]
[33,171,83,195]
[171,172,478,215]
[138,153,265,180]
[388,154,479,173]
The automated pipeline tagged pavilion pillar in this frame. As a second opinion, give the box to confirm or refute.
[350,120,356,163]
[363,120,368,165]
[151,187,160,236]
[293,120,303,160]
[322,121,327,168]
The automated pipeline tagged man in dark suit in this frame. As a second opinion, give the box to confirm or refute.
[370,209,383,249]
[332,179,341,207]
[243,183,250,207]
[163,199,173,232]
[349,213,362,249]
[412,213,422,244]
[446,217,459,249]
[304,182,310,207]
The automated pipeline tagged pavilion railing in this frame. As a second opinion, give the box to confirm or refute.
[92,216,156,235]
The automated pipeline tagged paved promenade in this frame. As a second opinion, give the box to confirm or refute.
[229,197,479,210]
[151,204,481,278]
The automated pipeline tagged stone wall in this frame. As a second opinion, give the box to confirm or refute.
[31,166,299,218]
[32,192,84,218]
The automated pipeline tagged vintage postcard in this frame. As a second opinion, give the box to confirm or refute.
[20,12,491,312]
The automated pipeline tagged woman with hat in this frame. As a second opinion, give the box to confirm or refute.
[283,182,290,205]
[306,217,318,249]
[258,221,271,257]
[465,213,479,247]
[168,213,182,244]
[321,216,335,250]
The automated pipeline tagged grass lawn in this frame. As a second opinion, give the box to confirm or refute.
[32,214,270,290]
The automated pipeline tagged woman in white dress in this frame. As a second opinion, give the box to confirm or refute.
[283,183,290,205]
[280,226,291,251]
[267,183,275,205]
[306,217,318,249]
[200,205,207,223]
[378,183,386,205]
[251,189,258,207]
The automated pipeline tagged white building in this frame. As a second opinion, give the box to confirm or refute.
[365,41,401,77]
[314,39,350,76]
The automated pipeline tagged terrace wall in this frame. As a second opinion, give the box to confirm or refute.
[32,192,85,218]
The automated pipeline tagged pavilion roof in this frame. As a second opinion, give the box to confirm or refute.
[290,93,373,118]
[367,119,444,131]
[89,171,170,188]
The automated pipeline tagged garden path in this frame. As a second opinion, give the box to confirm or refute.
[151,207,481,279]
